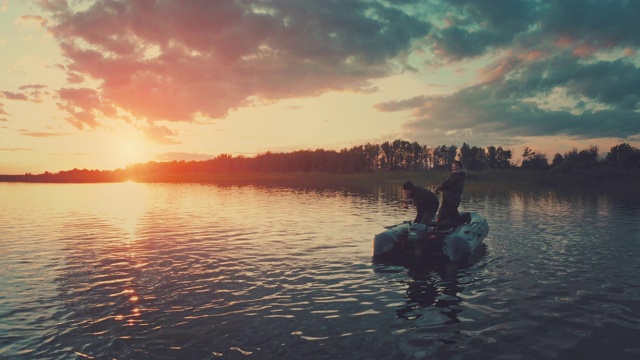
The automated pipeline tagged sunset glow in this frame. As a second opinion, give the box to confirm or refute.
[1,0,639,174]
[115,136,149,167]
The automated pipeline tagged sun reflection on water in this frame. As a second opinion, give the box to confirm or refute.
[3,183,640,359]
[92,182,149,241]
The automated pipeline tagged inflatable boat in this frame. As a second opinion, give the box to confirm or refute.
[372,212,489,263]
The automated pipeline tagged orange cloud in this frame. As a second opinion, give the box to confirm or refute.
[555,36,576,48]
[479,57,519,83]
[57,87,117,129]
[1,91,28,100]
[40,1,430,126]
[142,122,180,145]
[20,130,72,137]
[517,50,547,63]
[572,43,599,58]
[17,15,48,27]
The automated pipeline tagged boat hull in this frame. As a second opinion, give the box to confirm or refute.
[372,212,489,263]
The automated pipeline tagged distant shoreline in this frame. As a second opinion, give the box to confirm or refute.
[2,169,638,200]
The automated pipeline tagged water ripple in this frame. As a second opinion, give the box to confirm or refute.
[2,183,640,359]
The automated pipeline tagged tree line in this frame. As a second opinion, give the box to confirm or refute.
[5,140,639,182]
[522,143,640,171]
[129,140,510,175]
[128,140,639,175]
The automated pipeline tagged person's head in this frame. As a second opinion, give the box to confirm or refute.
[402,180,414,196]
[451,160,463,172]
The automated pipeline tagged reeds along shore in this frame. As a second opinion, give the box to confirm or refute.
[2,168,639,201]
[133,168,640,203]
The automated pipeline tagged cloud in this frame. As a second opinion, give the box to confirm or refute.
[0,102,8,116]
[57,87,117,129]
[155,152,215,162]
[17,15,48,27]
[540,0,640,48]
[1,147,32,151]
[1,91,28,101]
[429,0,640,62]
[377,49,640,146]
[142,121,180,145]
[374,0,640,146]
[20,130,72,137]
[428,0,537,61]
[39,0,431,126]
[29,0,640,148]
[1,85,49,104]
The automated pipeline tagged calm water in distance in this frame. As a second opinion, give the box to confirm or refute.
[1,182,639,359]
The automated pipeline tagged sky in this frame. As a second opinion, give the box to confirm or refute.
[1,0,639,174]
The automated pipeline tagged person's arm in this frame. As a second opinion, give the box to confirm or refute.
[414,194,425,223]
[435,174,454,192]
[414,205,424,223]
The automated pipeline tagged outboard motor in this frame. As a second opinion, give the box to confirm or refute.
[408,223,428,241]
[409,222,449,259]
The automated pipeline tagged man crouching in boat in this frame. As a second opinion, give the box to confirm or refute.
[435,160,466,228]
[402,181,439,224]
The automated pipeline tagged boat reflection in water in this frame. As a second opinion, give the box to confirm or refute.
[373,244,488,325]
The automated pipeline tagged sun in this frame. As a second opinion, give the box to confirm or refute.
[116,136,149,166]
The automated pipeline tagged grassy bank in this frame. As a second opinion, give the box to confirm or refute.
[126,168,640,201]
[3,168,638,202]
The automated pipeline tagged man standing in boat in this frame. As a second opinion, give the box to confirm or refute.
[402,180,439,224]
[435,160,466,227]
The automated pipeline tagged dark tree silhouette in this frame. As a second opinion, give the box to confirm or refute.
[5,141,639,184]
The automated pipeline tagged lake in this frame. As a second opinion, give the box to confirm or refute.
[1,182,639,359]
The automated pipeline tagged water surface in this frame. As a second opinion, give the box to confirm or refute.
[1,183,639,359]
